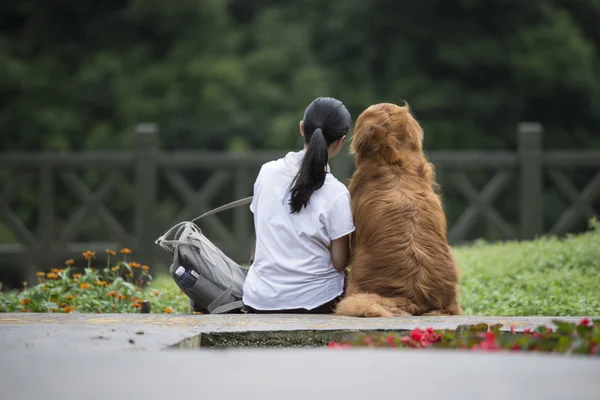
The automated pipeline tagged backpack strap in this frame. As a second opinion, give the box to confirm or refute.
[192,196,253,223]
[155,196,253,249]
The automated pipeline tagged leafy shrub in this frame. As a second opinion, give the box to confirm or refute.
[328,318,599,356]
[0,249,190,314]
[455,219,600,316]
[1,220,598,316]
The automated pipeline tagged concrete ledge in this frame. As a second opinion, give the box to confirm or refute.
[0,313,591,351]
[1,349,599,400]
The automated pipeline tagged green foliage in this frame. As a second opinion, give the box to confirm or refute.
[328,318,600,356]
[1,223,598,316]
[455,218,600,316]
[2,0,600,152]
[0,251,189,314]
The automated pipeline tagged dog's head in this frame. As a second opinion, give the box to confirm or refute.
[350,102,424,164]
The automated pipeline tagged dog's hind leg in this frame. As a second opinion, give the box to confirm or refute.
[335,293,416,317]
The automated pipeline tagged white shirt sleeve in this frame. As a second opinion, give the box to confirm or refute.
[249,166,263,214]
[325,191,355,240]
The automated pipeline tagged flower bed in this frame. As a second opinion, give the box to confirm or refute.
[327,318,599,356]
[0,249,189,314]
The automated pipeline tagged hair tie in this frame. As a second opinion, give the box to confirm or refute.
[315,125,324,132]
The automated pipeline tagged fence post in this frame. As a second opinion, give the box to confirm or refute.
[518,122,544,240]
[135,123,159,268]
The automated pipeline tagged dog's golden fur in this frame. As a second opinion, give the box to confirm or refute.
[335,103,462,317]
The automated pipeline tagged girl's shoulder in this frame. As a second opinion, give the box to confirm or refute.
[323,173,350,197]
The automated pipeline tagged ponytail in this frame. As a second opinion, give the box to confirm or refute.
[289,128,329,213]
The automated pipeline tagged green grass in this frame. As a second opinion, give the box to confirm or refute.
[455,219,600,316]
[1,220,598,316]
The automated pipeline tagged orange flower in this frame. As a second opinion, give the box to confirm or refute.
[129,262,141,268]
[111,266,119,272]
[118,295,126,301]
[50,308,58,312]
[141,265,149,272]
[65,259,75,266]
[97,280,107,286]
[152,290,159,296]
[22,308,31,313]
[164,307,173,314]
[46,272,58,279]
[106,291,119,297]
[112,304,117,309]
[105,249,116,256]
[79,283,90,289]
[125,273,133,278]
[60,302,67,307]
[36,272,45,277]
[20,299,31,305]
[65,295,75,301]
[82,251,96,260]
[51,268,64,274]
[73,273,82,280]
[120,248,132,254]
[62,306,74,313]
[133,302,142,309]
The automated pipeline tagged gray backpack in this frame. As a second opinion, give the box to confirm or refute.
[155,197,253,314]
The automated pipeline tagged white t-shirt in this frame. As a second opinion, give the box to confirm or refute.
[242,150,355,310]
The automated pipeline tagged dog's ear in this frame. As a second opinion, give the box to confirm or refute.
[350,121,387,160]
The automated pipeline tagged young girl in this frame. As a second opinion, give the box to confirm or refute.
[242,97,354,314]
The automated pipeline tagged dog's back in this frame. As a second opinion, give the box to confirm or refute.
[336,103,462,317]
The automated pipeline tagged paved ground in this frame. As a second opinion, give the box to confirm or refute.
[1,313,598,399]
[1,348,599,400]
[0,313,587,351]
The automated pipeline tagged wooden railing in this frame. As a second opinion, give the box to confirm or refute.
[1,122,599,281]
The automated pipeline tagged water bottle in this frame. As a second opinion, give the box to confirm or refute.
[174,266,200,289]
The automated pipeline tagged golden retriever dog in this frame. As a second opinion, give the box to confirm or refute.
[335,102,462,317]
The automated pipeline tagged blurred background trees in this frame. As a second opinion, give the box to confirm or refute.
[2,0,599,153]
[1,0,599,278]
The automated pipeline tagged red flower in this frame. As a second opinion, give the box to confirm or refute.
[580,317,590,327]
[385,335,396,347]
[547,327,553,333]
[523,328,531,334]
[410,329,423,342]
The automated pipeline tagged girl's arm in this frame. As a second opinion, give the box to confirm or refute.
[331,234,351,271]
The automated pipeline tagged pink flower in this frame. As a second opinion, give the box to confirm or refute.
[523,328,531,334]
[363,336,372,346]
[410,329,423,342]
[386,335,396,346]
[510,325,516,334]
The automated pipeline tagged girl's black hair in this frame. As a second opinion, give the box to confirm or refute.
[288,97,351,213]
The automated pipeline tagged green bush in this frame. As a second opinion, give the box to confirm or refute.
[455,219,600,316]
[0,249,190,314]
[328,318,600,356]
[1,220,598,316]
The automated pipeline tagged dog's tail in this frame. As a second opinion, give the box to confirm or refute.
[335,293,421,317]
